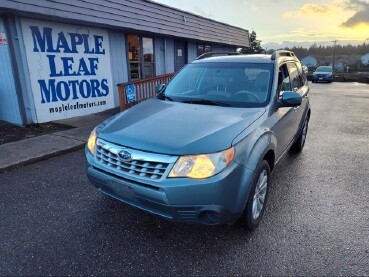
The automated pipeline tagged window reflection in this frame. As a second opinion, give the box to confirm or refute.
[127,35,155,80]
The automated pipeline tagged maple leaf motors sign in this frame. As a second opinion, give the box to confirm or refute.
[21,19,115,123]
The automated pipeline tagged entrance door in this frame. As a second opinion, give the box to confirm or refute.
[175,41,187,72]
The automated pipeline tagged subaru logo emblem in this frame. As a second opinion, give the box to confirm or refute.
[118,150,132,162]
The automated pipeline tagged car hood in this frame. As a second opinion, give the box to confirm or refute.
[99,98,266,155]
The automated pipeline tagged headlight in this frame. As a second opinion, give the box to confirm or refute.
[86,114,120,155]
[87,127,97,155]
[169,147,234,179]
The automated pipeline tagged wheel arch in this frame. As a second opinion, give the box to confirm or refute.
[234,129,277,173]
[263,149,275,172]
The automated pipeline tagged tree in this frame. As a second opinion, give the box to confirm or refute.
[239,31,264,54]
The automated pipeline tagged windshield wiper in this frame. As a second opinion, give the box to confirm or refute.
[157,93,174,102]
[163,95,174,101]
[182,99,230,107]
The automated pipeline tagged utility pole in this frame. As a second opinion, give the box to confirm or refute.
[331,40,337,70]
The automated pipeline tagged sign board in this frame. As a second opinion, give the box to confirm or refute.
[20,19,115,123]
[125,84,137,103]
[0,32,7,45]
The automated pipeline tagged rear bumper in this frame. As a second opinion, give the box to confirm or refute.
[86,148,254,225]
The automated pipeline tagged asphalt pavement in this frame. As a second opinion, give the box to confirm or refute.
[1,82,368,275]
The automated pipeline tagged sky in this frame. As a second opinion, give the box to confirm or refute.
[152,0,369,48]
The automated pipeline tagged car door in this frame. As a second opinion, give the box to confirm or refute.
[294,61,310,127]
[288,62,309,136]
[272,63,298,158]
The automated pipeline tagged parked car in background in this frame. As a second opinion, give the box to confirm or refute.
[312,66,333,83]
[85,50,311,230]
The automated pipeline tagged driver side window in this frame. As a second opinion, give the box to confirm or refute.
[277,64,291,98]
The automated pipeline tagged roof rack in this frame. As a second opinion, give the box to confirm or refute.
[271,50,296,60]
[195,52,240,60]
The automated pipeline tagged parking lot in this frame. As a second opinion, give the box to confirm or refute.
[1,82,368,275]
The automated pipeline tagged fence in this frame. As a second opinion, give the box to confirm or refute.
[117,73,174,111]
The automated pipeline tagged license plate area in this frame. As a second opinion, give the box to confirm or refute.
[110,179,135,199]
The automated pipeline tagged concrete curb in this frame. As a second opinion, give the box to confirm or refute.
[0,143,85,173]
[0,112,112,174]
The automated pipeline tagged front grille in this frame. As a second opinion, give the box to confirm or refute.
[95,138,177,182]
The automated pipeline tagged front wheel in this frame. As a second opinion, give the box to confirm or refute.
[238,160,270,230]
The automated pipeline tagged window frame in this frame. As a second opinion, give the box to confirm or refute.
[127,34,156,81]
[277,63,292,99]
[197,43,212,57]
[287,62,303,91]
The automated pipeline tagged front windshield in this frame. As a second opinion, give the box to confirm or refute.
[316,67,333,73]
[161,62,273,108]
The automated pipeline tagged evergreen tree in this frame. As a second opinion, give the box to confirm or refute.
[240,31,264,54]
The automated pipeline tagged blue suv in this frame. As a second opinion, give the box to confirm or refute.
[86,50,311,230]
[312,66,333,83]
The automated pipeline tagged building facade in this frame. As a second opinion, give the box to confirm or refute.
[0,0,249,125]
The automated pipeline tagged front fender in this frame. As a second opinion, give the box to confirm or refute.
[234,128,277,172]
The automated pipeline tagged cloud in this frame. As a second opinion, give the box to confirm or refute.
[282,3,338,18]
[298,4,332,14]
[243,1,258,11]
[341,0,369,27]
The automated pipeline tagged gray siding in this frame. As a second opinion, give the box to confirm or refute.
[108,30,128,106]
[212,44,237,52]
[0,0,249,47]
[187,42,197,63]
[164,38,175,74]
[155,37,165,76]
[0,17,23,125]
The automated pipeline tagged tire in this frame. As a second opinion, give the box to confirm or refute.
[238,160,271,230]
[292,116,309,153]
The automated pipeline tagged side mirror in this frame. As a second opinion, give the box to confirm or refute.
[280,91,302,107]
[302,66,308,75]
[156,84,166,94]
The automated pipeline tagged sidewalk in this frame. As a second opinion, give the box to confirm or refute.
[0,109,118,173]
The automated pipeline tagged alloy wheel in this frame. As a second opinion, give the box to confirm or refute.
[252,169,268,220]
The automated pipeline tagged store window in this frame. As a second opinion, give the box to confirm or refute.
[127,35,155,80]
[197,43,212,56]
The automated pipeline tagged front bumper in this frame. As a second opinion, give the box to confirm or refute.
[85,148,254,225]
[312,74,333,82]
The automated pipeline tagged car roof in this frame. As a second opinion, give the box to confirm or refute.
[192,53,300,64]
[192,54,273,64]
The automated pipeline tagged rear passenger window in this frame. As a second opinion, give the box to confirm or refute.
[287,63,302,90]
[296,62,307,85]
